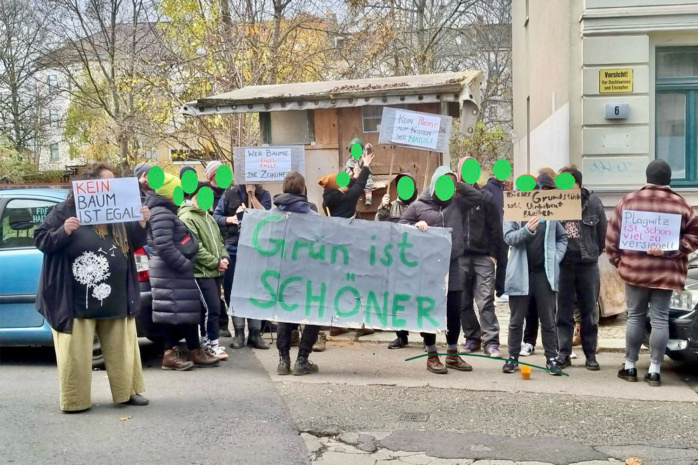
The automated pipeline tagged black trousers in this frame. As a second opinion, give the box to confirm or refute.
[523,298,539,346]
[163,324,200,351]
[508,271,558,360]
[495,242,509,298]
[422,291,462,347]
[197,277,221,342]
[277,323,320,357]
[557,262,599,359]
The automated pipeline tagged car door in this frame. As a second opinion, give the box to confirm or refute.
[0,197,58,329]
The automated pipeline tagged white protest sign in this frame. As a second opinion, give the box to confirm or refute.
[233,146,305,184]
[72,177,143,225]
[619,210,681,251]
[378,108,452,152]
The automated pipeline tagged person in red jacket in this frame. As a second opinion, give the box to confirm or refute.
[606,160,698,387]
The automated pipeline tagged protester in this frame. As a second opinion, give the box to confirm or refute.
[134,162,181,200]
[399,165,482,374]
[555,166,607,371]
[482,175,509,304]
[145,190,220,370]
[205,161,226,212]
[35,163,150,412]
[319,150,375,218]
[456,157,503,358]
[344,138,375,205]
[375,172,419,349]
[213,181,271,349]
[271,171,323,375]
[179,182,230,361]
[606,159,698,387]
[502,172,568,376]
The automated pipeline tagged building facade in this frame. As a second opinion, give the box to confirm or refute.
[513,0,698,207]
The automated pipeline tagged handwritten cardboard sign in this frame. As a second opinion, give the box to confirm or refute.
[620,210,681,251]
[72,177,143,225]
[233,146,305,184]
[230,209,452,332]
[504,189,582,221]
[378,107,452,153]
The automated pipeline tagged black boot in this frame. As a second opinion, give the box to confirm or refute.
[293,351,319,376]
[247,330,270,350]
[230,327,245,349]
[277,351,291,375]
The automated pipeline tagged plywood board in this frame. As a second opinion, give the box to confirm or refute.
[313,108,339,146]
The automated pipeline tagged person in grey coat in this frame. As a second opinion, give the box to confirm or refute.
[502,173,568,376]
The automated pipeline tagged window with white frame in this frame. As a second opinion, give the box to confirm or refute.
[48,75,58,91]
[49,108,59,128]
[50,143,59,161]
[361,106,383,133]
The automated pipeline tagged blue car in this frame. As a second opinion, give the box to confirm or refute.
[0,188,159,365]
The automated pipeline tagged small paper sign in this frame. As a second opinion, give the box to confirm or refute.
[233,146,305,184]
[620,210,681,251]
[504,189,582,221]
[72,177,143,225]
[378,108,452,153]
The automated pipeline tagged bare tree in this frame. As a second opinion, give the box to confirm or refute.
[0,0,53,161]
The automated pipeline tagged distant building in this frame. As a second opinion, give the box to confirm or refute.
[513,0,698,207]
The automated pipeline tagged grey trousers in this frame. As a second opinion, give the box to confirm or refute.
[508,271,558,360]
[459,255,500,348]
[625,284,672,365]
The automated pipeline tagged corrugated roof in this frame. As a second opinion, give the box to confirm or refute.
[184,71,480,109]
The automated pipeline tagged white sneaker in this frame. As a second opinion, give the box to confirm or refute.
[520,343,535,357]
[570,351,578,359]
[495,294,510,303]
[210,345,229,361]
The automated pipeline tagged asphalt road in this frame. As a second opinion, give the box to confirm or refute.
[0,341,308,465]
[3,337,698,465]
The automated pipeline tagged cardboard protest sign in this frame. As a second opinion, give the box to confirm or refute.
[504,189,582,221]
[231,210,452,332]
[378,107,452,153]
[619,210,681,251]
[72,177,143,225]
[233,146,305,184]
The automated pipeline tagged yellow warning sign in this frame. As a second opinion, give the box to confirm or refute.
[599,68,633,94]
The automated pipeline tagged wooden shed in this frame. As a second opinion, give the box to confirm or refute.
[181,71,482,217]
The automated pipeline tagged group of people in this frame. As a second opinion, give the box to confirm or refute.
[34,145,698,411]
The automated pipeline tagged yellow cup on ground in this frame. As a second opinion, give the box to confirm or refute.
[520,364,531,380]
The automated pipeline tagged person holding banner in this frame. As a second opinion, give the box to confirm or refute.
[214,181,271,350]
[144,191,221,370]
[344,139,375,205]
[376,172,419,350]
[502,172,568,376]
[270,171,324,375]
[555,167,606,371]
[179,182,231,361]
[606,159,698,387]
[399,166,482,374]
[35,163,150,412]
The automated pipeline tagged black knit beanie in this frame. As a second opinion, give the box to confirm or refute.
[646,159,672,186]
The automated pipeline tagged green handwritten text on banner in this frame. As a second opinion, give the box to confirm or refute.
[230,210,452,333]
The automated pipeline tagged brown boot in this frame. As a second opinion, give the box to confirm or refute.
[355,328,375,338]
[187,347,220,367]
[445,349,473,371]
[329,327,350,337]
[572,323,582,346]
[426,352,448,374]
[312,332,327,352]
[162,348,194,371]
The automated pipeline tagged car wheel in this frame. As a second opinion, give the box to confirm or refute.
[92,337,105,369]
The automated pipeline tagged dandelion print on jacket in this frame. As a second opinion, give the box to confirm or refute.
[72,252,112,307]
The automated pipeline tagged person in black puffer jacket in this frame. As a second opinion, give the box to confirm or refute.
[399,165,482,375]
[145,192,220,370]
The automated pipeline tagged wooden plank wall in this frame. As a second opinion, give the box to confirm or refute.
[336,103,442,193]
